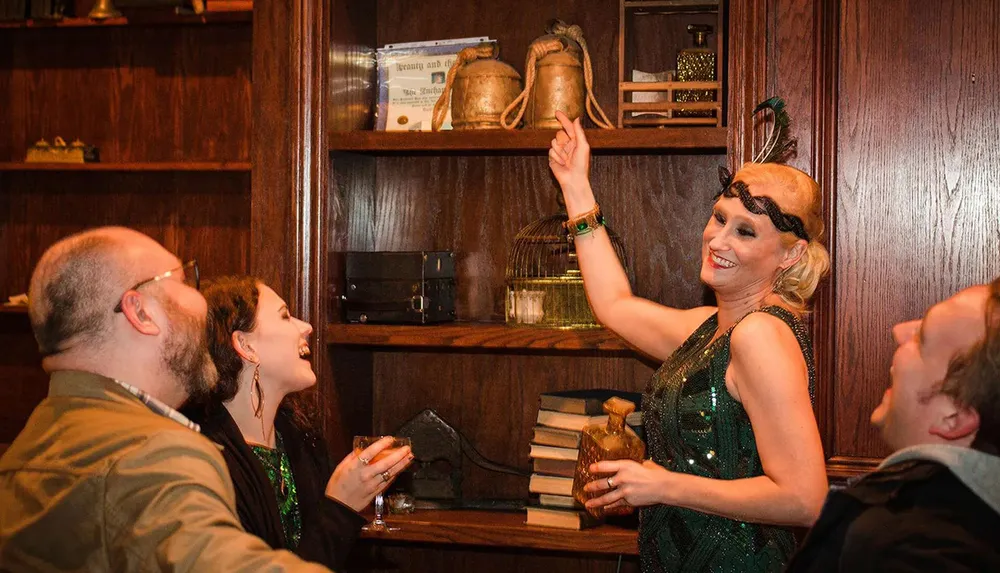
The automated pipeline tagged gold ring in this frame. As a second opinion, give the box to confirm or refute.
[381,470,391,483]
[358,455,370,465]
[607,476,615,489]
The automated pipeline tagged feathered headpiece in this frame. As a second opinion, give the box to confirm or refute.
[718,96,796,188]
[713,97,809,241]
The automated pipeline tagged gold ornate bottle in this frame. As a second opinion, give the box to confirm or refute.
[674,24,716,117]
[572,397,645,518]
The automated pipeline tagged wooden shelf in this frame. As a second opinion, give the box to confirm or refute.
[326,323,632,351]
[0,161,251,172]
[0,10,251,28]
[328,128,727,153]
[0,306,28,315]
[358,509,637,555]
[623,0,720,10]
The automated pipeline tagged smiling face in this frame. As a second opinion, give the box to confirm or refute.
[870,286,989,450]
[243,284,316,395]
[700,195,798,298]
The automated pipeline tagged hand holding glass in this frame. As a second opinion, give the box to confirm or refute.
[353,435,412,532]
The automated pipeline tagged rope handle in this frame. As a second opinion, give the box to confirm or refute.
[500,38,564,130]
[500,21,615,130]
[431,44,498,132]
[554,21,614,129]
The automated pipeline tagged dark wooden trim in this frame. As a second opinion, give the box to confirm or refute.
[326,323,633,351]
[250,0,324,314]
[0,11,251,28]
[251,0,327,449]
[357,510,638,556]
[0,162,250,172]
[727,0,769,167]
[811,0,840,458]
[307,0,331,455]
[328,128,727,153]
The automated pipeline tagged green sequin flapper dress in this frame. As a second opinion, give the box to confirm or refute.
[249,431,302,549]
[639,306,815,573]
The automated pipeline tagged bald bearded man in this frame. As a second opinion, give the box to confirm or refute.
[0,227,331,572]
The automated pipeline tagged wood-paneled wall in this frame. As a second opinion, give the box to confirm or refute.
[831,0,1000,458]
[769,0,1000,464]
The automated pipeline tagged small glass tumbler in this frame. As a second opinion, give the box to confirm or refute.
[353,435,412,532]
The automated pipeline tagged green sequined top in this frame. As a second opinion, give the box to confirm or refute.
[639,306,815,573]
[249,431,302,549]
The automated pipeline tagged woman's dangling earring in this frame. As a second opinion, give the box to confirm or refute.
[773,268,788,294]
[250,361,269,443]
[249,362,263,415]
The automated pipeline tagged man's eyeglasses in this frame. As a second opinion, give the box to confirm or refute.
[113,260,200,313]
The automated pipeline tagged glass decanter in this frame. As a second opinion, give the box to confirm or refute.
[572,397,645,518]
[675,24,717,117]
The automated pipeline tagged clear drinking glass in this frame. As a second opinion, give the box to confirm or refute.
[353,435,412,532]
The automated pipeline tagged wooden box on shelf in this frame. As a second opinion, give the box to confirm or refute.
[617,0,725,128]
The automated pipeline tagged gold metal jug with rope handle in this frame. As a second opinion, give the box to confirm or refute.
[432,44,522,131]
[501,20,614,130]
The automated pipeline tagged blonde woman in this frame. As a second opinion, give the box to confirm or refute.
[549,110,830,572]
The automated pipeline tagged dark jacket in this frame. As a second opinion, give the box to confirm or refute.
[186,404,366,571]
[787,445,1000,572]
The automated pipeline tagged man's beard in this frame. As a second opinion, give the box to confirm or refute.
[160,297,219,402]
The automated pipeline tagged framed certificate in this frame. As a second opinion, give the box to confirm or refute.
[376,37,495,131]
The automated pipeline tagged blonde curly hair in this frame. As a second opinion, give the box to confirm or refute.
[730,163,830,312]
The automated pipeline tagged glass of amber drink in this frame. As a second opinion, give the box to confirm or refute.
[353,435,412,532]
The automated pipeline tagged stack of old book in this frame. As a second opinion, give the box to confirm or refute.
[525,389,642,530]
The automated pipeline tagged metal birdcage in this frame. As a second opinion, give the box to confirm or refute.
[505,212,629,329]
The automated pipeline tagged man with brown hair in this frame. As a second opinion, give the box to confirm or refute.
[787,277,1000,571]
[0,227,331,572]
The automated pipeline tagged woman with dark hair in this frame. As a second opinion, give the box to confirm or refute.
[183,276,412,569]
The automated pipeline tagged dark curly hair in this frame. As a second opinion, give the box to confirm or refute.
[199,275,318,434]
[203,276,260,404]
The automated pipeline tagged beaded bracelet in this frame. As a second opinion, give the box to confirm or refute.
[563,203,605,237]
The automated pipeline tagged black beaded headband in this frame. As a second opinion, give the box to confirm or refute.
[713,96,809,242]
[712,179,810,242]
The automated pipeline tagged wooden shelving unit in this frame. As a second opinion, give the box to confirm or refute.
[328,127,727,153]
[0,161,251,172]
[326,323,632,351]
[315,1,743,570]
[0,10,252,28]
[358,510,638,556]
[0,0,254,453]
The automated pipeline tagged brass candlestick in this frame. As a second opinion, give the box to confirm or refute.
[88,0,122,20]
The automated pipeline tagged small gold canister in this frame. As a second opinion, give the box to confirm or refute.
[527,38,584,129]
[432,45,521,131]
[451,58,522,130]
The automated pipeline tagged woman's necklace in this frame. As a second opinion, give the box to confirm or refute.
[252,434,288,496]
